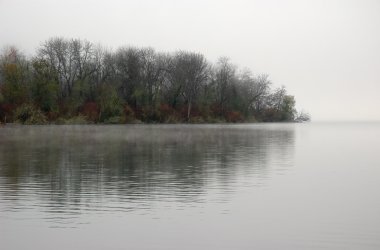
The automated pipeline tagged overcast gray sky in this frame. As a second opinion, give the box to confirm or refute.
[1,0,379,121]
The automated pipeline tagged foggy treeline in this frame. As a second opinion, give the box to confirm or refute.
[0,38,309,124]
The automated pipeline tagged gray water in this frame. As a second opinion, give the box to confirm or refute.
[0,123,379,250]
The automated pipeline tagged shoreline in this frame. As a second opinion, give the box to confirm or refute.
[0,121,304,126]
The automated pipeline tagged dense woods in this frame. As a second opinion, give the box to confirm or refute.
[0,38,310,124]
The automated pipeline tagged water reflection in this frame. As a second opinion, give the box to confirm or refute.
[0,124,294,225]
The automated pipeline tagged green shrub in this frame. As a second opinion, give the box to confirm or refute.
[201,115,226,123]
[246,116,258,123]
[164,115,182,124]
[54,117,66,125]
[190,116,205,123]
[0,90,4,103]
[103,116,123,124]
[123,104,136,121]
[97,85,123,122]
[63,115,89,125]
[14,104,47,124]
[24,110,48,125]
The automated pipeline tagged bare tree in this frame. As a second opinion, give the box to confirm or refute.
[270,86,287,111]
[115,47,142,106]
[71,39,95,80]
[139,48,166,107]
[38,38,96,98]
[240,71,271,115]
[295,111,311,122]
[0,46,31,104]
[214,57,236,113]
[1,37,307,123]
[167,51,210,120]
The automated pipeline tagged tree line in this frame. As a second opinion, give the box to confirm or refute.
[0,37,310,124]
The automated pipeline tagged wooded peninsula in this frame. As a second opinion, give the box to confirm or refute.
[0,38,310,124]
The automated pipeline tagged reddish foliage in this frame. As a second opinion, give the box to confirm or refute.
[58,102,69,116]
[80,102,100,122]
[225,111,243,123]
[190,106,201,117]
[124,104,135,118]
[159,103,177,118]
[156,104,176,122]
[159,104,174,116]
[0,103,17,122]
[178,105,196,118]
[46,111,59,121]
[210,103,224,116]
[177,106,186,119]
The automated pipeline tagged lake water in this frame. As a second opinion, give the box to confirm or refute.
[0,123,379,249]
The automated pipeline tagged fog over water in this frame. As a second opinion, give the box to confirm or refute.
[0,123,380,249]
[1,0,379,121]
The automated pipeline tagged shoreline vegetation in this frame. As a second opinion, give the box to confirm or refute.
[0,38,310,125]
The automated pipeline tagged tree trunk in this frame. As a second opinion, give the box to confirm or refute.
[187,100,192,122]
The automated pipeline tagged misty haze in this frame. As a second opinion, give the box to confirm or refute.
[0,0,379,250]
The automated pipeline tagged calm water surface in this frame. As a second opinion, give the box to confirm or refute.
[0,123,379,249]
